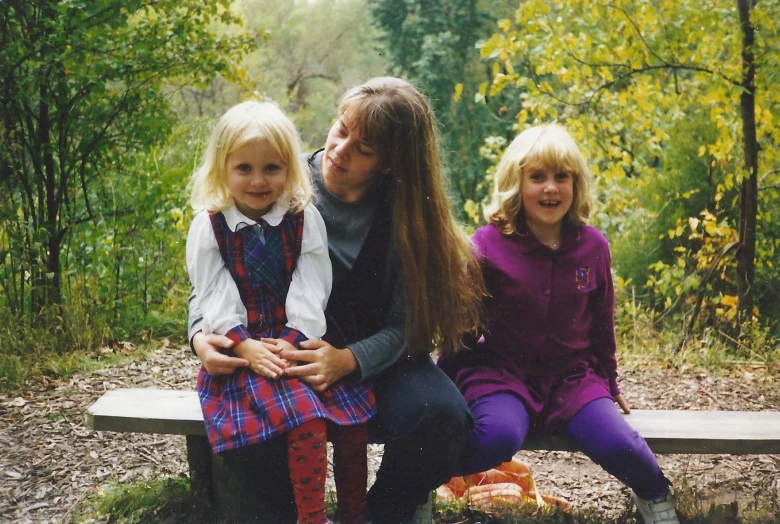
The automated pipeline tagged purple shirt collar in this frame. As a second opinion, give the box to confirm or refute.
[513,220,581,254]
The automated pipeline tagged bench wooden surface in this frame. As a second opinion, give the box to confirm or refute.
[86,388,780,455]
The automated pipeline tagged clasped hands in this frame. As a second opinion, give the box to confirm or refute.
[193,333,358,393]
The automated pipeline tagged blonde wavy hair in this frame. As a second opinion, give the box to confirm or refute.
[339,77,484,358]
[189,100,311,213]
[484,124,595,235]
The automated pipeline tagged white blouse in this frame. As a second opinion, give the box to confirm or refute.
[185,199,332,341]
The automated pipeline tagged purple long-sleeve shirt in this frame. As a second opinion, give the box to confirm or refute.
[439,221,620,435]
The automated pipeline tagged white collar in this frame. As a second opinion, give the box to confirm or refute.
[222,197,290,231]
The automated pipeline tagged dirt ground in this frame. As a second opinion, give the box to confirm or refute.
[1,341,778,523]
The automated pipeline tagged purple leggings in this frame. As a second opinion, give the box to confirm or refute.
[458,394,668,499]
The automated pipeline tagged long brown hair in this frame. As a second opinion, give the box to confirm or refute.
[339,77,484,358]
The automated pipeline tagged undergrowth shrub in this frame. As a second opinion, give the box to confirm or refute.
[613,278,779,370]
[0,123,199,391]
[75,476,212,524]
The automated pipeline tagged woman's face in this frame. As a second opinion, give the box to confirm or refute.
[321,118,383,199]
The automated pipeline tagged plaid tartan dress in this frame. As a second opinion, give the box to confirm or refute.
[197,210,376,454]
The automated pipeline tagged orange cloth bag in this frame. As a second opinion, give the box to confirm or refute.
[436,457,571,512]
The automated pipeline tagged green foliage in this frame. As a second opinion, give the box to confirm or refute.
[369,0,521,213]
[0,116,204,388]
[0,332,156,394]
[0,117,203,374]
[608,108,714,291]
[0,303,106,391]
[231,0,387,149]
[614,279,780,372]
[0,0,254,330]
[0,354,27,393]
[63,121,207,344]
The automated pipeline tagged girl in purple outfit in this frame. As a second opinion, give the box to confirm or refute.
[438,124,679,524]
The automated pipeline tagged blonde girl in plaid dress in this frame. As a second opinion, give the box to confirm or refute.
[186,100,374,524]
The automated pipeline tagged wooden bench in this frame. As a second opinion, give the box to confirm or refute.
[86,388,780,514]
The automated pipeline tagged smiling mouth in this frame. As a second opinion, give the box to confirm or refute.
[248,191,271,199]
[328,158,345,172]
[540,200,560,208]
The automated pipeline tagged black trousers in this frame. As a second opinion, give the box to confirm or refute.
[220,355,473,524]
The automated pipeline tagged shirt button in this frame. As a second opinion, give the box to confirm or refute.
[544,289,551,296]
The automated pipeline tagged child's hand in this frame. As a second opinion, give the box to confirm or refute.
[613,393,631,414]
[233,339,287,379]
[261,338,298,365]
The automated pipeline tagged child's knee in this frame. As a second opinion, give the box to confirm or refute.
[474,421,525,462]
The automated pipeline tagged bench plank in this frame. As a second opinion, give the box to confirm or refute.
[523,410,780,454]
[86,388,780,455]
[86,389,205,436]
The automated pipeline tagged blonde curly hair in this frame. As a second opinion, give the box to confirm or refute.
[189,100,311,214]
[484,124,595,234]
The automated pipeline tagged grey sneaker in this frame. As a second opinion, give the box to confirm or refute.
[406,491,432,524]
[632,490,680,524]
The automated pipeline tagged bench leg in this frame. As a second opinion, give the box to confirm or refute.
[186,434,214,507]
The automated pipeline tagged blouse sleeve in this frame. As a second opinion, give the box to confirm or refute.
[186,211,251,347]
[282,205,333,346]
[589,237,620,396]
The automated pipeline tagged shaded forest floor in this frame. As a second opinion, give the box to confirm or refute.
[1,342,778,523]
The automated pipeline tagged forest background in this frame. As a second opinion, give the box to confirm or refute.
[1,0,779,389]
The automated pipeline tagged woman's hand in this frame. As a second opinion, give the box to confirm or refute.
[260,338,298,357]
[193,332,249,375]
[613,393,631,414]
[277,339,359,393]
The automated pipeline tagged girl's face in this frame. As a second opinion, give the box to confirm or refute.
[321,118,383,199]
[226,138,288,221]
[521,164,574,233]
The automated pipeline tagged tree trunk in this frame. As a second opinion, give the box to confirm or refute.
[30,1,64,315]
[45,230,63,308]
[735,0,758,327]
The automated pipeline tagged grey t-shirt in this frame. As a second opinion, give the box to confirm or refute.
[188,150,406,380]
[311,153,377,287]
